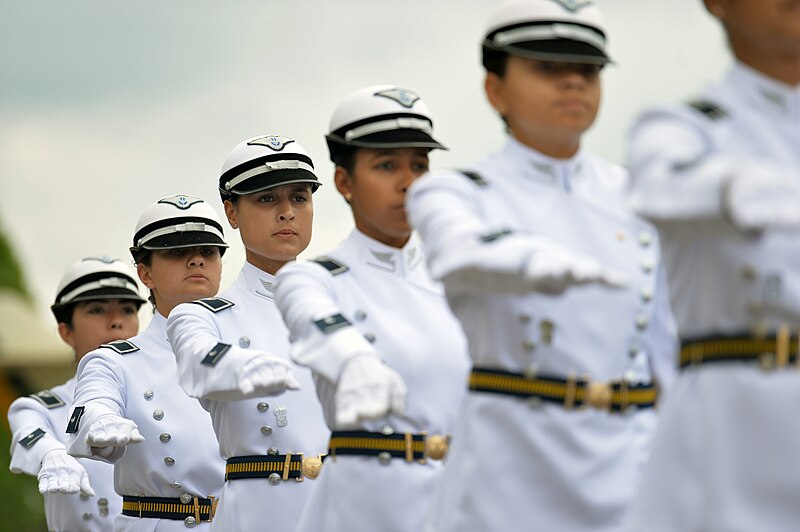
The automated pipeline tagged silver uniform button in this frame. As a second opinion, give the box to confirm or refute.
[377,451,392,465]
[144,389,154,400]
[261,425,273,435]
[239,336,251,348]
[624,370,637,383]
[164,457,175,466]
[97,498,108,507]
[267,447,279,456]
[153,409,164,421]
[268,473,281,486]
[170,481,182,489]
[628,345,640,358]
[519,313,532,323]
[380,424,394,436]
[99,507,109,517]
[257,402,269,412]
[354,310,367,321]
[160,433,171,443]
[641,288,653,303]
[522,340,536,352]
[639,232,652,247]
[180,493,193,504]
[364,332,376,343]
[80,493,90,501]
[184,516,196,528]
[636,315,649,330]
[82,512,92,520]
[641,259,654,274]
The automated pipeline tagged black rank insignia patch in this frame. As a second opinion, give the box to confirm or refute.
[312,256,349,276]
[19,428,46,449]
[157,194,203,210]
[66,406,85,434]
[687,100,728,121]
[191,297,234,313]
[100,340,140,355]
[480,229,513,243]
[202,343,232,367]
[29,389,66,409]
[459,170,488,187]
[314,313,352,335]
[374,88,420,108]
[247,135,295,151]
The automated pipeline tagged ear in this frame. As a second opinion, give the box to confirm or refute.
[224,199,239,229]
[334,166,354,204]
[703,0,724,19]
[485,72,508,117]
[58,322,78,351]
[137,262,156,290]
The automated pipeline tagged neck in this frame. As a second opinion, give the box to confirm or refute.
[245,252,287,276]
[511,130,580,159]
[731,40,800,86]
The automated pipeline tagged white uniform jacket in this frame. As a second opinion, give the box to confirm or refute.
[66,313,225,531]
[166,262,329,532]
[274,229,470,532]
[625,63,800,532]
[9,378,120,531]
[407,138,678,532]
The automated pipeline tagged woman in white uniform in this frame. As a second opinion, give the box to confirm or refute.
[625,1,800,531]
[8,256,143,531]
[166,136,329,531]
[274,85,470,532]
[66,195,228,530]
[406,2,678,531]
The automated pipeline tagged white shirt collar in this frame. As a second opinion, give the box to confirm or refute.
[728,61,800,122]
[504,137,587,192]
[148,311,168,342]
[240,260,277,299]
[346,229,425,278]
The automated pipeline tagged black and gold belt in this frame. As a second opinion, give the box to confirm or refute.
[225,453,324,484]
[680,328,799,370]
[122,495,215,526]
[329,430,450,463]
[469,367,658,412]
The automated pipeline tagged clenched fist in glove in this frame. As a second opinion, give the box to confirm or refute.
[238,354,301,396]
[335,354,407,429]
[86,415,144,450]
[523,241,628,295]
[38,449,95,497]
[723,167,800,231]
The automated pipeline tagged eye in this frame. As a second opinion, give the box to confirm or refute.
[87,305,105,315]
[534,61,559,75]
[579,64,603,78]
[200,247,218,257]
[169,248,186,257]
[257,193,275,203]
[412,161,430,173]
[122,305,138,315]
[376,161,396,171]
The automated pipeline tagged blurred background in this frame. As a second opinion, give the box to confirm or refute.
[0,0,728,527]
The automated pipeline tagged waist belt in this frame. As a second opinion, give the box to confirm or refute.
[329,430,450,463]
[680,328,799,370]
[121,495,215,526]
[226,453,324,484]
[469,367,658,413]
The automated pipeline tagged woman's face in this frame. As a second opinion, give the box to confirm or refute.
[224,183,313,275]
[137,246,222,316]
[707,0,800,56]
[336,147,430,248]
[58,299,140,360]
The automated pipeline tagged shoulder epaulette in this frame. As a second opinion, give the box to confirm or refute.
[28,390,65,409]
[19,428,46,449]
[99,340,139,355]
[312,256,349,276]
[190,297,235,313]
[687,99,728,121]
[459,170,488,187]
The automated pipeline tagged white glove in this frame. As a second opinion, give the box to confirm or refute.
[86,415,144,449]
[724,170,800,231]
[524,243,628,294]
[238,354,301,396]
[38,449,95,497]
[335,355,407,429]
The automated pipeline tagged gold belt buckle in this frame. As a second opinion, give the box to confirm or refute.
[301,454,324,479]
[424,434,449,461]
[585,381,612,410]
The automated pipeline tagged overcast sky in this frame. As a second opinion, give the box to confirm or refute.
[0,0,730,327]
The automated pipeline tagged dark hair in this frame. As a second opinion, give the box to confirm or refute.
[52,303,77,327]
[131,251,157,310]
[482,45,509,78]
[330,146,357,175]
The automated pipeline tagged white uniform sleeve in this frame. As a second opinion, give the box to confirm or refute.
[8,397,67,476]
[649,266,679,395]
[627,107,799,222]
[167,302,288,401]
[66,352,127,462]
[274,261,379,383]
[407,172,563,295]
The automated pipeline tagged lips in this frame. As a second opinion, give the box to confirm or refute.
[274,228,297,237]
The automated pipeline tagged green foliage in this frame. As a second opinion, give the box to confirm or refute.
[0,427,48,530]
[0,226,29,299]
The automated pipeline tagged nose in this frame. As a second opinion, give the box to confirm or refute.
[187,249,205,267]
[560,70,586,90]
[398,166,416,193]
[109,309,123,330]
[277,199,296,221]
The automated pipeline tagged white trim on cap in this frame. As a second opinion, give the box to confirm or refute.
[136,222,224,247]
[493,22,605,51]
[58,277,140,305]
[344,117,433,142]
[225,160,316,191]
